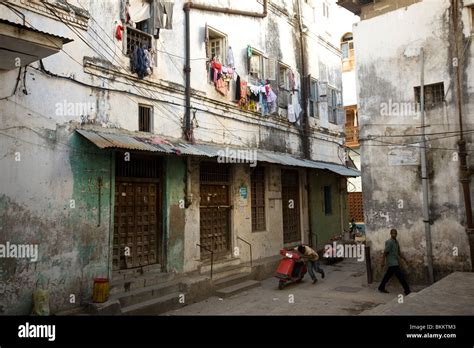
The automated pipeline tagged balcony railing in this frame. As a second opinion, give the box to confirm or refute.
[345,126,360,147]
[126,26,152,56]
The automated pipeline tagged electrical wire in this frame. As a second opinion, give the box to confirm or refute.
[39,0,186,131]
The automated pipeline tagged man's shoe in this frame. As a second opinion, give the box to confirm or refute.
[312,278,318,284]
[378,288,389,293]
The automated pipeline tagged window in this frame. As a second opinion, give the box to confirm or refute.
[278,63,291,109]
[341,33,354,72]
[309,78,319,118]
[324,185,332,215]
[249,51,264,79]
[414,82,445,110]
[251,167,266,232]
[126,0,153,55]
[279,65,289,90]
[139,105,152,132]
[205,26,227,63]
[341,33,353,59]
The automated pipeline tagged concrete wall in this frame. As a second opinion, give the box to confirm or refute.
[353,0,473,283]
[309,170,349,249]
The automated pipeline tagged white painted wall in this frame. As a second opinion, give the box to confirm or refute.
[352,0,473,281]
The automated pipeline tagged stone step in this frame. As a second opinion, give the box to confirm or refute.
[112,264,163,280]
[110,272,176,295]
[210,265,252,281]
[121,292,185,315]
[215,280,261,298]
[109,280,184,307]
[212,272,253,289]
[199,258,241,274]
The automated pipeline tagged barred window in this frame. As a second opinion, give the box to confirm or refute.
[251,166,266,232]
[414,82,445,110]
[139,105,152,132]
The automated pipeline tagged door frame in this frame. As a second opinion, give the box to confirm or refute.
[112,152,164,273]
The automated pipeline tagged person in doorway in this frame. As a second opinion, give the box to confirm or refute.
[378,228,411,295]
[295,244,325,284]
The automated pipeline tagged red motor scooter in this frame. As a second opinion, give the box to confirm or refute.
[275,248,307,290]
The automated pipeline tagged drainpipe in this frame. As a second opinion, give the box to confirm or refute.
[182,0,268,141]
[452,0,474,269]
[296,0,310,160]
[184,4,191,141]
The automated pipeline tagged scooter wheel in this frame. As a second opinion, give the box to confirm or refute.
[278,280,285,290]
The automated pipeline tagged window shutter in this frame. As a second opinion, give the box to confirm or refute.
[264,58,276,80]
[319,81,328,100]
[250,55,259,75]
[306,74,312,98]
[336,90,342,106]
[319,101,329,129]
[205,24,210,59]
[337,108,345,125]
[247,45,252,74]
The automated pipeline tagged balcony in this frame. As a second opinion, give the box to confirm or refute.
[345,125,359,148]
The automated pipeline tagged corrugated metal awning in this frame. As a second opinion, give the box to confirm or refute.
[76,129,360,177]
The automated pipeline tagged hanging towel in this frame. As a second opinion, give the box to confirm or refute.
[215,78,228,96]
[227,46,235,67]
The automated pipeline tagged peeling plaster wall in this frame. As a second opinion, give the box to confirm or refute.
[0,130,112,314]
[353,0,473,283]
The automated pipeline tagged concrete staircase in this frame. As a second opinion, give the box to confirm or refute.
[91,266,187,315]
[88,257,273,315]
[200,258,261,298]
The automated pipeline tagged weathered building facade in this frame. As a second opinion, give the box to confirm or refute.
[0,0,358,314]
[338,0,474,283]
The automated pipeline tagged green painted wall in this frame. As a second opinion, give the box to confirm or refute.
[309,171,349,249]
[163,156,186,273]
[68,133,113,300]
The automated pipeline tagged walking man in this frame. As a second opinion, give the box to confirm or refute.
[295,244,325,284]
[378,228,411,295]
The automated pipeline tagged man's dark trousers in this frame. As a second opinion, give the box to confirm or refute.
[378,265,410,294]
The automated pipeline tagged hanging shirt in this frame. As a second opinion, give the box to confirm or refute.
[288,104,296,123]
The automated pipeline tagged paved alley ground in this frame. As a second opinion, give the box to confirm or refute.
[163,258,418,315]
